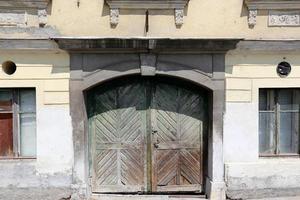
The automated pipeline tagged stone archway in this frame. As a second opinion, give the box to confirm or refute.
[58,38,239,200]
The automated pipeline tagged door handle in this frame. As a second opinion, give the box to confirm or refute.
[154,138,160,148]
[152,130,159,148]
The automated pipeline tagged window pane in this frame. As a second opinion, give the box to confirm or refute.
[20,113,36,157]
[259,112,275,154]
[259,89,268,110]
[259,89,275,111]
[292,90,300,111]
[279,112,299,154]
[20,89,36,113]
[0,113,13,157]
[278,89,300,111]
[0,90,12,111]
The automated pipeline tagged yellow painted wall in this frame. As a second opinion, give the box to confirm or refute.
[47,0,300,39]
[0,51,70,107]
[225,51,300,103]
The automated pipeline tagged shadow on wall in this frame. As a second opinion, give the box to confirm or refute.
[240,1,269,18]
[77,54,214,74]
[240,0,271,30]
[69,53,222,91]
[51,65,69,74]
[86,75,209,121]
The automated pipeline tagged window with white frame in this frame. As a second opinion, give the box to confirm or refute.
[0,88,36,158]
[259,89,300,156]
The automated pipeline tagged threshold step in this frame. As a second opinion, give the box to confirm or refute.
[90,194,207,200]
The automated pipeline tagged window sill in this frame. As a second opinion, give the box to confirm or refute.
[0,157,36,160]
[259,154,300,158]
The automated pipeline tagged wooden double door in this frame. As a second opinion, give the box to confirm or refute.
[87,76,208,193]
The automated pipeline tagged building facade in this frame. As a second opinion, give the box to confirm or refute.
[0,0,300,199]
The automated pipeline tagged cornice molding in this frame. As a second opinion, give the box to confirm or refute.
[245,0,300,27]
[245,0,300,10]
[0,0,50,27]
[0,0,50,10]
[105,0,189,26]
[106,0,188,9]
[54,38,240,53]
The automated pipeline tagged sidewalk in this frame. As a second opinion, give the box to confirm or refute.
[250,197,300,200]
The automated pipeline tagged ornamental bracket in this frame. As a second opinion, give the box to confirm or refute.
[248,9,257,27]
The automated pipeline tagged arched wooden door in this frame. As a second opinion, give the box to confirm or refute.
[87,76,208,193]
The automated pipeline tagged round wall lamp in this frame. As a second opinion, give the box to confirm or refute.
[277,61,291,77]
[2,61,17,75]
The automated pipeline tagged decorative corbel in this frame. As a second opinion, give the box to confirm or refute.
[248,9,257,27]
[38,9,47,27]
[175,9,184,26]
[110,8,119,26]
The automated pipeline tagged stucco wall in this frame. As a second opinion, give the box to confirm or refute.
[0,50,73,199]
[224,50,300,198]
[45,0,300,39]
[0,1,299,39]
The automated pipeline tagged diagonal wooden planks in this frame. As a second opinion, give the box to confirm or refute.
[152,82,204,192]
[90,81,146,193]
[88,77,206,193]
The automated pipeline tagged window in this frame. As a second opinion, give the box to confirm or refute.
[0,89,36,158]
[259,89,300,156]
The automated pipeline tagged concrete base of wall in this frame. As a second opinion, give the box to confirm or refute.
[0,187,72,200]
[0,160,72,188]
[227,188,300,200]
[225,160,300,199]
[205,179,226,200]
[251,196,300,200]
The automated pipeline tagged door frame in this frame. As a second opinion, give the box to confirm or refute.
[65,43,231,199]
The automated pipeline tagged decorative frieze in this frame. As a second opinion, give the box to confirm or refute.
[245,0,300,27]
[105,0,189,26]
[269,11,300,26]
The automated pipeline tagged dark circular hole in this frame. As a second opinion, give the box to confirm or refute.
[277,61,291,77]
[2,61,17,75]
